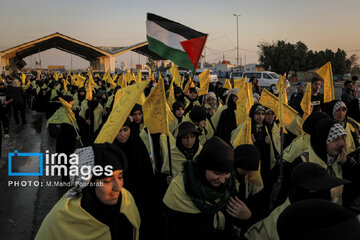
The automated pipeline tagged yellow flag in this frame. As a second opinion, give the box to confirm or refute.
[59,73,63,79]
[24,80,31,90]
[54,72,59,81]
[233,118,253,147]
[224,79,232,90]
[236,82,254,125]
[169,65,181,87]
[278,73,286,130]
[183,77,195,94]
[102,71,111,82]
[316,61,334,103]
[86,74,96,100]
[259,89,298,127]
[234,77,246,89]
[112,73,118,82]
[275,74,288,105]
[21,73,26,85]
[125,72,133,84]
[95,79,151,143]
[0,75,3,83]
[136,92,146,105]
[148,68,152,79]
[37,70,41,79]
[59,97,76,123]
[70,75,76,86]
[143,77,169,134]
[77,74,86,88]
[135,70,142,83]
[63,79,70,94]
[95,73,101,79]
[107,75,117,90]
[167,80,176,109]
[119,73,127,88]
[198,69,210,96]
[300,82,313,130]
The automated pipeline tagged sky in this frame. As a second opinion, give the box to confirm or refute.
[0,0,359,70]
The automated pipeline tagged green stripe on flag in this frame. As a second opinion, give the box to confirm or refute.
[147,36,195,72]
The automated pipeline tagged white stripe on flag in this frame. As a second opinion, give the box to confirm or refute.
[146,20,187,52]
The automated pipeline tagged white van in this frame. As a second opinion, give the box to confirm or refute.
[193,69,218,83]
[242,71,289,88]
[229,71,244,81]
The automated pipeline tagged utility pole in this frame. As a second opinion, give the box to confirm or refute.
[233,13,241,67]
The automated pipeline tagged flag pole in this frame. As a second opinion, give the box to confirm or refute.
[160,72,173,177]
[69,119,84,147]
[147,128,156,174]
[269,74,286,211]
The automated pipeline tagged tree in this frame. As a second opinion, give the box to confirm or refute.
[349,54,360,76]
[258,40,351,75]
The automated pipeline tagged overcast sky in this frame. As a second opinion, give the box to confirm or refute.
[1,0,359,70]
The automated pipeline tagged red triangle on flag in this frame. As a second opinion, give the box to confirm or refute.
[180,35,207,71]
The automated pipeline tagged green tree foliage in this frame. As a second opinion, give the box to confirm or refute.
[258,40,351,75]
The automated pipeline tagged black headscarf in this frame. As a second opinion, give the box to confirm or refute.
[176,121,200,161]
[81,143,133,240]
[113,119,155,216]
[183,137,236,214]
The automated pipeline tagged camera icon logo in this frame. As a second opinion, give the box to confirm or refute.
[8,150,43,176]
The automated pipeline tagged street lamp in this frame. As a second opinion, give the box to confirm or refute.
[233,13,241,67]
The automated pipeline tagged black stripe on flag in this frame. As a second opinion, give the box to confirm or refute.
[147,13,206,40]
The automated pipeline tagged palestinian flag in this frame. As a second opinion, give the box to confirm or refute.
[146,13,207,72]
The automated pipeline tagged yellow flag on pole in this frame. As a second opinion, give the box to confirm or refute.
[59,73,63,79]
[77,74,86,88]
[236,82,254,125]
[183,76,195,94]
[259,89,298,127]
[102,71,110,82]
[24,80,31,90]
[233,117,253,147]
[86,74,96,100]
[95,79,151,143]
[275,74,288,105]
[119,73,127,88]
[300,82,313,130]
[167,80,176,110]
[37,70,41,80]
[21,73,26,85]
[112,73,118,82]
[316,61,334,103]
[224,79,232,90]
[54,72,59,81]
[234,77,246,89]
[63,79,70,94]
[169,65,181,87]
[135,70,142,83]
[143,77,169,134]
[59,97,76,123]
[198,69,210,96]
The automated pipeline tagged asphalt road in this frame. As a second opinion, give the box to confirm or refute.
[0,81,349,240]
[0,109,70,240]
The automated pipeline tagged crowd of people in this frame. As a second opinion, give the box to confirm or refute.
[1,71,360,239]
